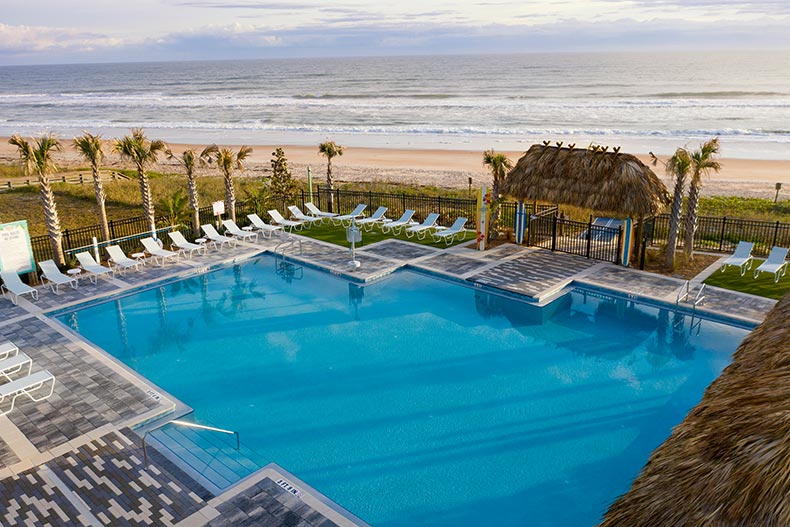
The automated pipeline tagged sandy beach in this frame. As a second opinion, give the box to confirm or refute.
[1,139,789,200]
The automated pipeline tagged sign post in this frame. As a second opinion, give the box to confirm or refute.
[212,201,225,230]
[476,184,490,251]
[0,220,35,274]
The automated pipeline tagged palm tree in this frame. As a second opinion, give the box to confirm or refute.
[73,132,110,242]
[483,149,513,230]
[683,138,721,261]
[9,134,65,265]
[662,148,692,270]
[167,145,214,236]
[113,128,167,234]
[204,144,252,223]
[318,141,343,212]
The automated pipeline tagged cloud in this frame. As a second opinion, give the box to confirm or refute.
[0,23,127,55]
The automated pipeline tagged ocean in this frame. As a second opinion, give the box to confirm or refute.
[1,51,789,158]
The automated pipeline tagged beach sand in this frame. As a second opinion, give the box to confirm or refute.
[1,139,788,199]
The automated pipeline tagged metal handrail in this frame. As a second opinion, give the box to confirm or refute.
[274,237,303,261]
[142,417,240,468]
[693,283,706,307]
[676,281,691,305]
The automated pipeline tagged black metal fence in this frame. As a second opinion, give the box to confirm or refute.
[528,213,623,263]
[645,214,790,257]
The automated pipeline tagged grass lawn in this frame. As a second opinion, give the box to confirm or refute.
[292,222,473,250]
[704,259,790,299]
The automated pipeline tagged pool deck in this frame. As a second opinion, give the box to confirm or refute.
[0,232,776,526]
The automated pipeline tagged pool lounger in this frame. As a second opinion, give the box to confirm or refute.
[405,212,440,240]
[106,245,144,275]
[331,204,367,227]
[380,210,416,235]
[247,214,283,238]
[0,271,39,305]
[304,202,338,223]
[168,231,208,257]
[39,259,79,294]
[201,224,237,250]
[0,370,56,417]
[75,252,114,284]
[355,206,388,231]
[720,241,755,276]
[222,219,259,242]
[287,206,323,228]
[268,209,304,232]
[0,352,33,380]
[753,246,789,282]
[141,238,180,266]
[432,217,469,245]
[0,341,19,361]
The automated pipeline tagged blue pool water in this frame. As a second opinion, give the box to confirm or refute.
[57,256,748,526]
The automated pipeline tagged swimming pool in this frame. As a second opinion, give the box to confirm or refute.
[57,255,748,526]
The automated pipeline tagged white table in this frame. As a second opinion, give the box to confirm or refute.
[67,268,82,280]
[195,238,207,244]
[131,252,147,265]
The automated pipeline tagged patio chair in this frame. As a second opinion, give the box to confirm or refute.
[106,245,143,275]
[0,369,56,416]
[405,213,440,240]
[0,271,38,305]
[140,238,180,266]
[287,206,323,228]
[75,252,114,283]
[355,206,388,232]
[380,210,416,235]
[331,204,367,227]
[222,219,259,242]
[168,231,207,258]
[719,241,755,276]
[39,259,78,294]
[304,202,338,223]
[247,214,283,238]
[754,246,789,282]
[0,352,32,381]
[268,209,304,232]
[201,224,237,250]
[432,217,469,245]
[0,341,19,361]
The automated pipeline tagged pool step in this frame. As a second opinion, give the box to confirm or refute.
[147,419,267,491]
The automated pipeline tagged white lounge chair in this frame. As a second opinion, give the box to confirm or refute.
[287,206,323,228]
[720,241,755,276]
[380,210,416,235]
[247,214,283,238]
[0,341,18,361]
[331,204,367,227]
[106,245,143,275]
[75,252,114,283]
[0,271,39,305]
[222,219,259,242]
[355,206,388,232]
[140,238,180,266]
[0,370,56,416]
[0,352,32,381]
[268,210,304,232]
[201,224,237,250]
[754,246,789,282]
[168,231,207,257]
[304,202,338,223]
[39,259,78,294]
[405,213,440,240]
[432,217,469,245]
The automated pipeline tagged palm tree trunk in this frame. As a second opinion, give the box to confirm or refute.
[664,178,685,270]
[490,178,503,230]
[326,158,334,213]
[683,178,701,261]
[186,172,200,236]
[137,167,156,234]
[39,175,65,266]
[92,166,111,242]
[224,173,236,223]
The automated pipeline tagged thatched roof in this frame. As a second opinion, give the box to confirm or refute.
[501,143,669,217]
[598,292,790,527]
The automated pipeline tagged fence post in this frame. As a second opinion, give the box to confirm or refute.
[438,196,442,219]
[585,216,592,258]
[402,193,406,213]
[718,217,727,251]
[615,226,623,265]
[300,190,305,207]
[773,221,780,247]
[63,229,71,252]
[551,214,557,251]
[639,235,648,270]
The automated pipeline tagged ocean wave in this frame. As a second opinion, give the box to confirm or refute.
[647,91,789,98]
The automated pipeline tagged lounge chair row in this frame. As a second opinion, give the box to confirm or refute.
[0,340,55,416]
[720,241,789,282]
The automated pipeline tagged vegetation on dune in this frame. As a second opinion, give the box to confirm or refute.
[318,140,343,212]
[682,137,721,261]
[113,128,167,234]
[483,149,513,234]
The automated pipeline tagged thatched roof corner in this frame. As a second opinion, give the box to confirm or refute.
[598,292,790,527]
[501,144,670,217]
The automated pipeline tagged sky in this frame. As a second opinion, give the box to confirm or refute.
[1,0,789,65]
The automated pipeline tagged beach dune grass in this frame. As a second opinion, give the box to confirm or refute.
[703,258,790,299]
[294,222,471,249]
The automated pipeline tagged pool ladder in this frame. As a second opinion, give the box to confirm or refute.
[142,417,239,468]
[274,237,304,281]
[274,236,302,262]
[675,281,706,335]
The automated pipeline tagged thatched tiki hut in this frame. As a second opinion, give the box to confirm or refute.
[598,292,790,526]
[501,143,669,260]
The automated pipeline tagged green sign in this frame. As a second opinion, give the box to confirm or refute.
[0,220,36,274]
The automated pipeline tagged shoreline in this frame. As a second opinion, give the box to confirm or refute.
[1,138,789,199]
